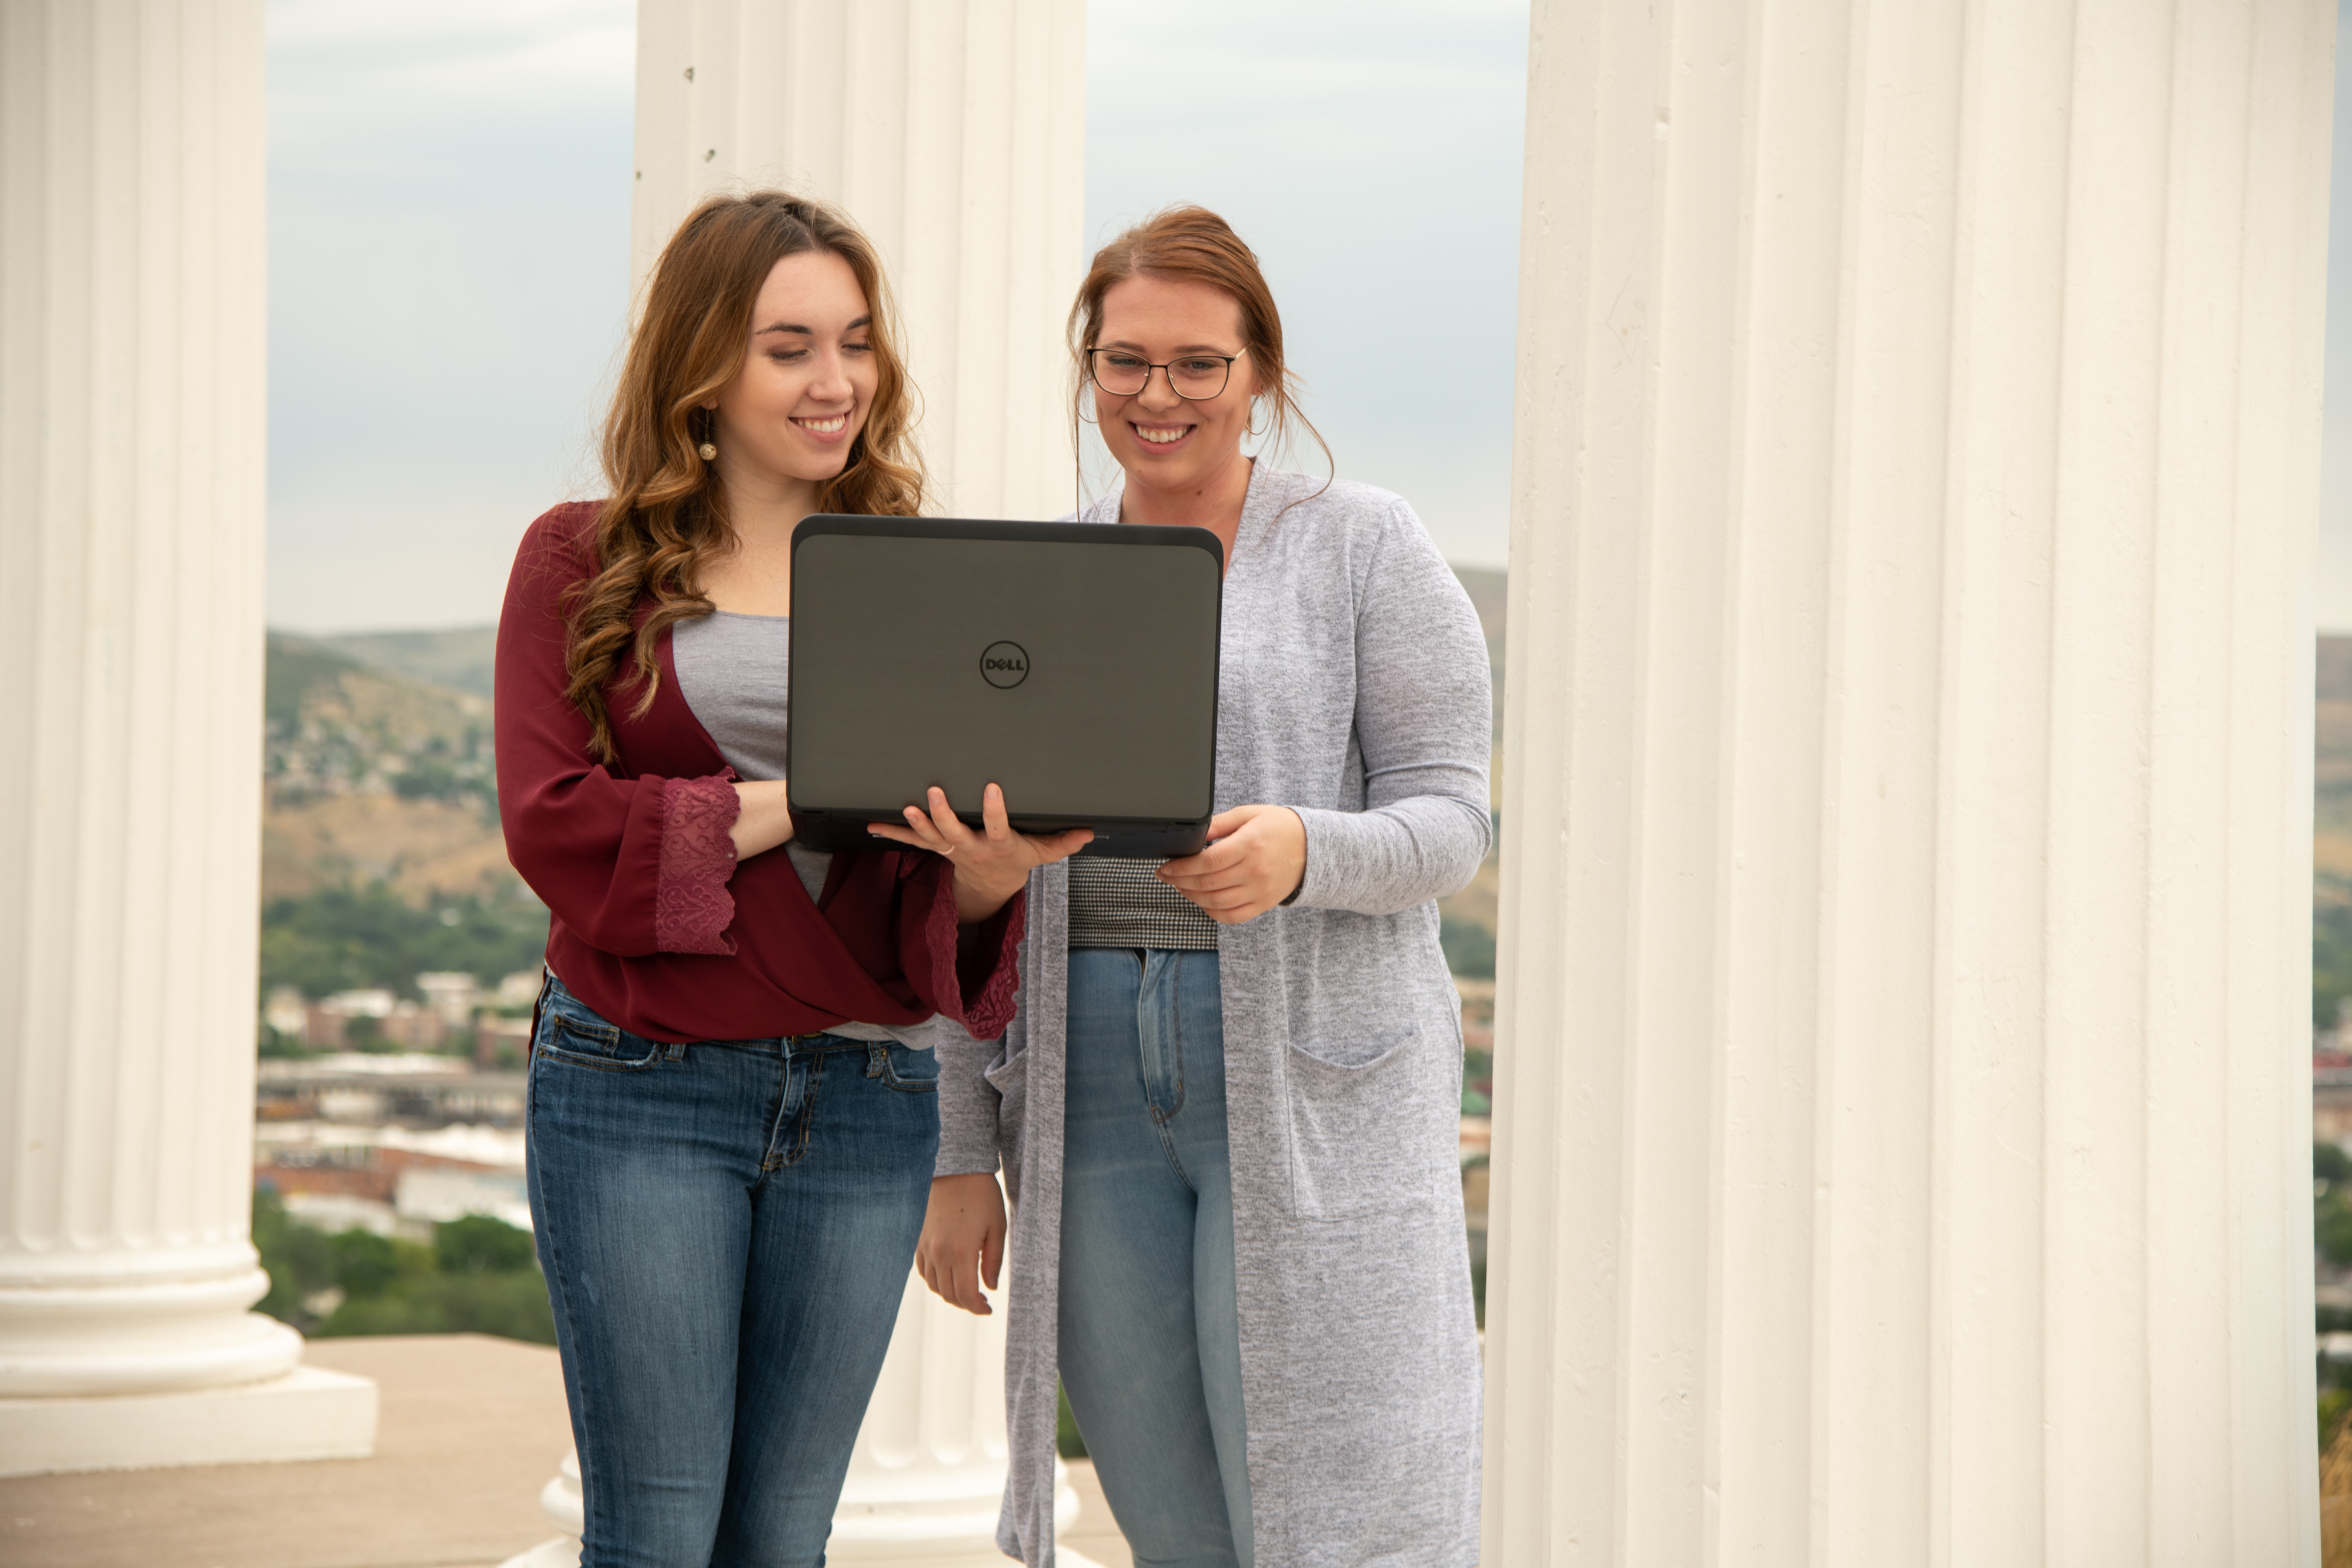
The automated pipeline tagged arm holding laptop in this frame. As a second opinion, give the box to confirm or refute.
[727,778,796,861]
[731,777,1084,925]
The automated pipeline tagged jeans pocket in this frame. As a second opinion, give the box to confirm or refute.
[534,999,665,1072]
[876,1041,939,1094]
[1284,1032,1452,1221]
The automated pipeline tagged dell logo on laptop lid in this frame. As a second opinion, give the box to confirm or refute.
[980,641,1030,688]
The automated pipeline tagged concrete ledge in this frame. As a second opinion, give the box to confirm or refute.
[1,1335,566,1568]
[1,1338,1133,1568]
[0,1364,377,1478]
[497,1537,1118,1568]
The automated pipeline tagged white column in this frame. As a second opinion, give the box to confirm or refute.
[503,6,1094,1562]
[632,0,1087,520]
[635,8,1088,1548]
[828,1268,1083,1565]
[506,1275,1090,1568]
[0,0,375,1476]
[1487,1,2332,1563]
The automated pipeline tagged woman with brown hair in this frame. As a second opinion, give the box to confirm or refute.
[916,206,1491,1566]
[495,190,1087,1566]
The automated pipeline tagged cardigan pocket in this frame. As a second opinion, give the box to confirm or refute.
[982,1049,1031,1206]
[1282,1030,1452,1221]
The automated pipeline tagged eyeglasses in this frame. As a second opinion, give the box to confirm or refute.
[1086,347,1247,401]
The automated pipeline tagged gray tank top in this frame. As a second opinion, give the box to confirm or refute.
[670,609,950,1050]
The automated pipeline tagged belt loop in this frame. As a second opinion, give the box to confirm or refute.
[664,1041,687,1062]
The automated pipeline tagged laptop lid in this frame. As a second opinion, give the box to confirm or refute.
[785,515,1223,858]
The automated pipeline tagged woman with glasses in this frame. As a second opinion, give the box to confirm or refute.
[497,191,1087,1566]
[907,206,1490,1568]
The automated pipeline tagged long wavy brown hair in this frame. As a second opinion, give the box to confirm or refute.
[1067,205,1331,515]
[566,190,926,761]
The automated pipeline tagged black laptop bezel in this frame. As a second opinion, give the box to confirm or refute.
[783,514,1225,858]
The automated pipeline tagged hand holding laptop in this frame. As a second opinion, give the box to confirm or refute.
[1156,803,1307,924]
[868,782,1094,922]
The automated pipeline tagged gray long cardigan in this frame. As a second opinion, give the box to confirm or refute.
[934,464,1491,1567]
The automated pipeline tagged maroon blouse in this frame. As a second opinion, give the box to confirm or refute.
[494,502,1024,1044]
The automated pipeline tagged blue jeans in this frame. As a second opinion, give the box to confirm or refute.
[1058,948,1254,1568]
[526,977,940,1568]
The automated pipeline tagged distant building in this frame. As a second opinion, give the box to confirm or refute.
[415,972,477,1029]
[1456,977,1495,1057]
[268,988,457,1053]
[396,1165,530,1233]
[474,1015,533,1070]
[375,999,445,1052]
[493,969,544,1010]
[254,1056,525,1128]
[2318,1064,2352,1145]
[278,1191,397,1238]
[302,1004,346,1051]
[263,987,308,1039]
[325,988,395,1019]
[256,1116,530,1240]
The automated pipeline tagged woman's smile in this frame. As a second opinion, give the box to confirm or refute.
[793,412,852,442]
[1130,419,1196,449]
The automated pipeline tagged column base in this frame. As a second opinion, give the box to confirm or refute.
[0,1363,377,1478]
[499,1450,1105,1568]
[826,1475,1081,1564]
[500,1539,1110,1568]
[502,1540,1110,1568]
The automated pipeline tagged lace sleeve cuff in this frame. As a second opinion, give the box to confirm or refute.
[958,892,1027,1041]
[654,774,740,955]
[918,868,1027,1041]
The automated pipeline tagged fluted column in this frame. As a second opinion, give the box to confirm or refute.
[635,5,1089,1548]
[0,0,376,1475]
[501,5,1091,1561]
[632,0,1086,520]
[1487,1,2332,1563]
[634,6,1088,1551]
[828,1268,1084,1564]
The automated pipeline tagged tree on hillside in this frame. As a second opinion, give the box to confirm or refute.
[2319,882,2352,1031]
[259,880,547,1001]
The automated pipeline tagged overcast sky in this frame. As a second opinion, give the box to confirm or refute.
[264,0,1526,631]
[2320,9,2352,635]
[268,1,2352,634]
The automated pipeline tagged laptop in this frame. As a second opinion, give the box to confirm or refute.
[785,515,1223,858]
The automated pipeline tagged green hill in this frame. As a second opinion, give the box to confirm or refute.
[306,627,498,701]
[1452,566,1505,740]
[260,631,539,1003]
[2316,637,2352,1027]
[265,633,495,809]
